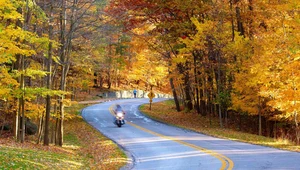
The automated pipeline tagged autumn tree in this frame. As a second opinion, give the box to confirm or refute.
[229,0,300,140]
[0,0,53,142]
[106,0,214,111]
[1,0,111,146]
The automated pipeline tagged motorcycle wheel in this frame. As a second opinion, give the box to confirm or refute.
[117,120,122,127]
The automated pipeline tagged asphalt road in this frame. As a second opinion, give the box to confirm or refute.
[81,98,300,170]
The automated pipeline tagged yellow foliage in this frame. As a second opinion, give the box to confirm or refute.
[127,36,169,87]
[232,0,300,122]
[25,102,45,119]
[0,67,19,100]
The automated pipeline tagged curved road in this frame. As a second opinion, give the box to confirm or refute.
[82,98,300,170]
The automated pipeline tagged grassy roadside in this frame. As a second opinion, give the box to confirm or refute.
[140,100,300,152]
[64,103,127,169]
[0,102,127,169]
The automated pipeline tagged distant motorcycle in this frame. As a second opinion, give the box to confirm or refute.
[113,104,125,127]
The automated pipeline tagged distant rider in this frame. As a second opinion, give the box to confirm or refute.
[133,89,137,98]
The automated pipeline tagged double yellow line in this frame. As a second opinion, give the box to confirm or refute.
[109,105,234,170]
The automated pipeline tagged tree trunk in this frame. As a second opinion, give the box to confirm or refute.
[294,111,299,145]
[99,74,103,88]
[168,60,180,112]
[248,0,254,39]
[44,0,54,146]
[57,0,67,146]
[58,100,64,146]
[274,120,277,139]
[177,62,193,111]
[230,0,235,41]
[216,53,223,128]
[55,117,59,145]
[107,71,111,89]
[236,7,244,36]
[51,101,58,144]
[239,112,242,131]
[14,4,26,143]
[258,97,262,136]
[0,123,4,137]
[225,109,228,128]
[37,113,44,144]
[14,99,19,141]
[20,54,25,143]
[184,72,193,111]
[193,52,200,114]
[94,72,98,87]
[169,77,180,112]
[20,2,29,141]
[17,100,21,141]
[57,0,78,146]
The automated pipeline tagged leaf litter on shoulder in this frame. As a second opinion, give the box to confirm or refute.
[0,109,126,170]
[140,100,300,152]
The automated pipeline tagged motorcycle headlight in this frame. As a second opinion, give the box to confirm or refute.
[117,112,123,117]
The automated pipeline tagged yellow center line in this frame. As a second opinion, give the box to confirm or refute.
[108,105,234,170]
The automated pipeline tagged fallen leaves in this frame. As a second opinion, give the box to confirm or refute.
[140,100,300,152]
[64,117,127,170]
[0,114,126,170]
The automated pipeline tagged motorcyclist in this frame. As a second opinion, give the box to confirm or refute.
[113,104,125,125]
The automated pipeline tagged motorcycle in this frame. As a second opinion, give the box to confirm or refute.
[113,104,125,127]
[115,111,125,127]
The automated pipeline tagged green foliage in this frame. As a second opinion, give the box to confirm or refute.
[0,147,85,169]
[216,90,232,109]
[12,69,47,79]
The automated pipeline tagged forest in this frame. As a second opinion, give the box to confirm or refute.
[0,0,300,146]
